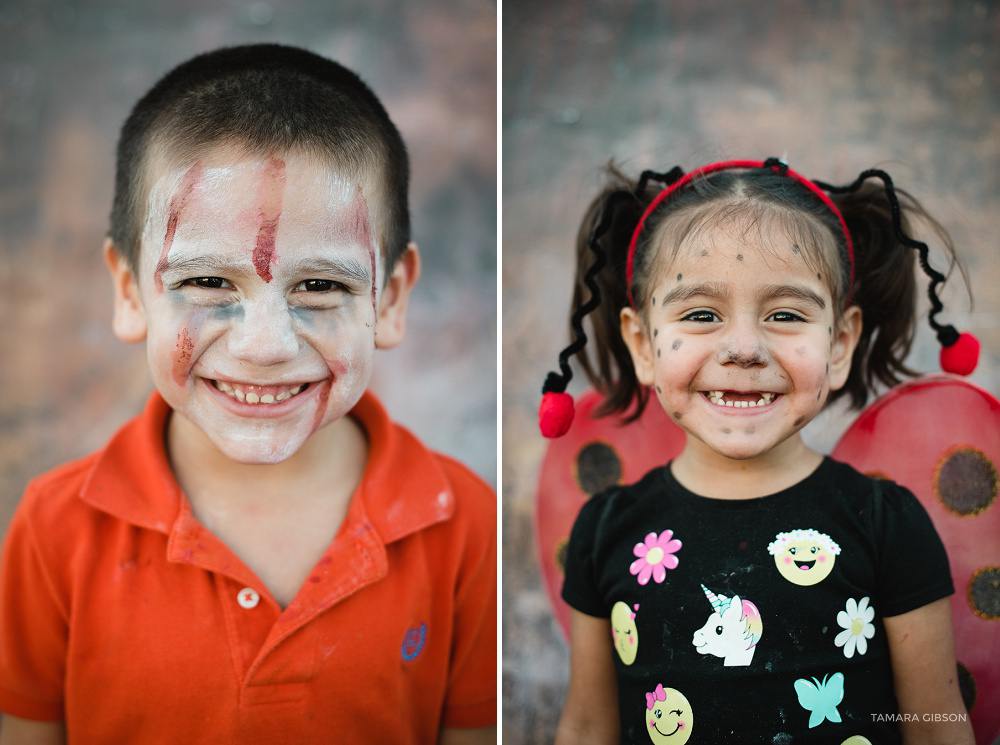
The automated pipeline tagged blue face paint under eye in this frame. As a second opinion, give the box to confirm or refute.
[209,303,244,323]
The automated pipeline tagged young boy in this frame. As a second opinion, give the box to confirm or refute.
[0,45,496,744]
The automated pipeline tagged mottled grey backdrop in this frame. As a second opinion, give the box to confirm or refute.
[0,0,497,543]
[503,1,998,741]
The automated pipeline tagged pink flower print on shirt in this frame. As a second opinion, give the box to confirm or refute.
[630,530,682,585]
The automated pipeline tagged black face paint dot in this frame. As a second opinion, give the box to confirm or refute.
[791,243,800,254]
[656,386,662,394]
[654,329,658,338]
[793,416,804,427]
[828,327,832,335]
[554,537,569,574]
[956,661,977,711]
[934,447,998,516]
[736,254,744,261]
[671,339,682,351]
[817,273,822,280]
[701,250,709,256]
[652,295,656,306]
[721,427,731,434]
[575,441,623,497]
[676,273,682,281]
[657,348,661,358]
[967,566,1000,620]
[816,390,822,401]
[672,411,682,420]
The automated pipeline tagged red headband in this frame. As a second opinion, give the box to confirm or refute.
[625,159,855,307]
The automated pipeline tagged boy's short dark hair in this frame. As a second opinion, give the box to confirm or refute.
[109,43,410,275]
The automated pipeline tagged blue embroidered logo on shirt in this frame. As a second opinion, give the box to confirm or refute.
[401,622,427,661]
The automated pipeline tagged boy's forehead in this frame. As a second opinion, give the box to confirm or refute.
[140,149,384,267]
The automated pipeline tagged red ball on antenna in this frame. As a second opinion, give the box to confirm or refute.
[940,332,980,376]
[539,392,575,438]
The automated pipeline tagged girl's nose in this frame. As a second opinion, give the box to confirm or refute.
[226,296,299,367]
[716,320,771,368]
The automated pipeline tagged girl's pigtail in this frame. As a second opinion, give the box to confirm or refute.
[818,171,977,409]
[539,165,682,437]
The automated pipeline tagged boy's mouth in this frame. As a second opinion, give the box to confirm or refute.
[703,390,779,408]
[211,379,311,405]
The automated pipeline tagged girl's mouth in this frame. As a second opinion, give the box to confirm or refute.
[211,379,311,405]
[703,390,779,408]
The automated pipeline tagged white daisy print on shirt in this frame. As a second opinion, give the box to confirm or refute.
[834,597,875,658]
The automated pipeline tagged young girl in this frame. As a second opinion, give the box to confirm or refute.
[542,159,976,744]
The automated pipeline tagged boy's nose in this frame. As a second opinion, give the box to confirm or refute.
[716,320,770,368]
[226,298,299,367]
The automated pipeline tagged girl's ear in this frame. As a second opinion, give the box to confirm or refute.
[829,305,863,391]
[374,242,421,349]
[103,238,147,343]
[620,307,656,386]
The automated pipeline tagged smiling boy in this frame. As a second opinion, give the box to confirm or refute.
[0,45,496,744]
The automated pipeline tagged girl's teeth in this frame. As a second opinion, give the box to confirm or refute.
[707,391,777,407]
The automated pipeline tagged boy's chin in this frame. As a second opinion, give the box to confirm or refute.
[209,432,310,465]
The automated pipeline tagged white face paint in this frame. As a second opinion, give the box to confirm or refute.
[136,147,383,465]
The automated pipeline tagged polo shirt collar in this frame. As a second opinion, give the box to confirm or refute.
[79,390,454,543]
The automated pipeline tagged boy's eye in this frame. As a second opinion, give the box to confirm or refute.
[767,311,806,322]
[680,310,719,323]
[296,279,342,292]
[183,277,229,289]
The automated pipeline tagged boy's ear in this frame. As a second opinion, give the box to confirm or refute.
[374,242,421,349]
[620,307,655,386]
[829,305,863,391]
[103,238,147,343]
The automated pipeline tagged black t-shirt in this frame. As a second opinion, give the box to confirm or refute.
[562,457,953,745]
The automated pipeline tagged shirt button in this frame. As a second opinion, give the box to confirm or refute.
[237,587,260,609]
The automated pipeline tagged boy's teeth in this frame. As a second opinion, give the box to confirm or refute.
[213,381,308,405]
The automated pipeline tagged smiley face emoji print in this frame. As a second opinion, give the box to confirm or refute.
[768,529,840,586]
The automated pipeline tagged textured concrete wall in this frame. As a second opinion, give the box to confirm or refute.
[503,1,999,741]
[0,1,497,546]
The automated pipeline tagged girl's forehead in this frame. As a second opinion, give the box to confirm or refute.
[651,210,841,294]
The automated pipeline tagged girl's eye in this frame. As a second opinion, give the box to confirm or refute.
[768,311,806,322]
[184,277,228,289]
[681,310,719,323]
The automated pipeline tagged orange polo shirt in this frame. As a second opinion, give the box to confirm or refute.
[0,391,496,743]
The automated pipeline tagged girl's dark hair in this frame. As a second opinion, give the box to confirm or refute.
[568,162,962,419]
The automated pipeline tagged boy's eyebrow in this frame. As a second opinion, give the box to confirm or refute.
[159,254,373,285]
[283,256,373,284]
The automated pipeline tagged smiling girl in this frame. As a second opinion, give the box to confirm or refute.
[546,159,975,744]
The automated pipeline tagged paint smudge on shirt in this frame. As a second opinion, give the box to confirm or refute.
[251,156,287,282]
[154,162,205,292]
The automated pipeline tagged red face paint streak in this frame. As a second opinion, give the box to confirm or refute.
[350,185,377,318]
[251,156,287,282]
[310,380,333,435]
[154,162,205,292]
[171,311,206,386]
